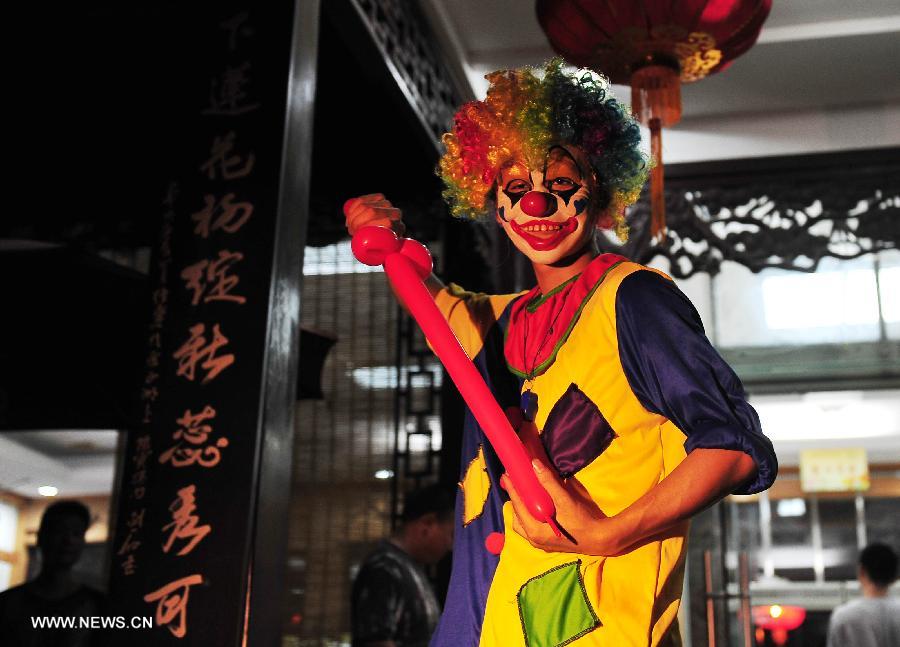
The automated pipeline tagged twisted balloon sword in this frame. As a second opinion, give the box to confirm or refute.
[351,225,561,537]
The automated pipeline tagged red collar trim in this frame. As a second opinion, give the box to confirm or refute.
[504,254,626,379]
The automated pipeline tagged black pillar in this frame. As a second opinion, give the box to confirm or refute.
[107,2,318,645]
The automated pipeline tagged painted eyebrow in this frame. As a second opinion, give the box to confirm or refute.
[504,177,531,190]
[544,145,583,178]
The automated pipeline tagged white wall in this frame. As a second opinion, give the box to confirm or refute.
[655,102,900,164]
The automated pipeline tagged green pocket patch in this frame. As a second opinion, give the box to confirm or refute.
[517,560,600,646]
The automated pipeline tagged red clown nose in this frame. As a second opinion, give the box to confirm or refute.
[519,191,556,217]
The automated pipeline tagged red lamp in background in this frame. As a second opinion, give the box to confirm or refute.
[536,0,772,241]
[753,604,807,646]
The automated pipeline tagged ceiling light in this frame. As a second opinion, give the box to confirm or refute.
[776,498,806,518]
[374,469,394,480]
[38,486,58,497]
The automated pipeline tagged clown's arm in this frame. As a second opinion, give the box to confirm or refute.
[504,270,777,556]
[344,194,445,300]
[344,194,517,363]
[505,442,758,556]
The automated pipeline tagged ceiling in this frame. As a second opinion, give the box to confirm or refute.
[425,0,900,121]
[0,431,119,498]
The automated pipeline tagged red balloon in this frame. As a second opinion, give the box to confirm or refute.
[350,225,402,266]
[398,237,433,279]
[485,532,505,555]
[352,226,560,535]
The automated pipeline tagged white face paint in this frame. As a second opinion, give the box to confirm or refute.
[495,145,596,266]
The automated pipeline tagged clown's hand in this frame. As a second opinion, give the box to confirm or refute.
[504,406,552,471]
[343,193,405,237]
[501,459,623,556]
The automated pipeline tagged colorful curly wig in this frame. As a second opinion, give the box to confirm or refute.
[439,59,648,241]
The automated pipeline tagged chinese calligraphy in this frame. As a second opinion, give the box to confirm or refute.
[129,9,262,640]
[202,62,260,116]
[181,250,247,305]
[173,323,235,383]
[191,193,254,239]
[144,574,204,638]
[163,485,211,556]
[200,131,255,180]
[159,406,229,468]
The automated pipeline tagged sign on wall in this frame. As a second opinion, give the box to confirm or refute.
[800,448,870,493]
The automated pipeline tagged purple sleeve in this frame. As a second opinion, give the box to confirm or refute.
[615,270,777,494]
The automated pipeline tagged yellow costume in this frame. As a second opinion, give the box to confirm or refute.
[430,254,776,647]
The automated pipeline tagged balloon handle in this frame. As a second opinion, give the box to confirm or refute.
[546,517,562,538]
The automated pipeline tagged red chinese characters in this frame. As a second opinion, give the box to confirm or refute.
[158,406,229,469]
[141,10,259,638]
[200,131,255,180]
[144,574,205,638]
[163,485,211,556]
[191,193,254,239]
[181,250,247,305]
[172,323,235,383]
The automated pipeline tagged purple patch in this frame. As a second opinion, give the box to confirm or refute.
[541,383,616,478]
[498,205,506,221]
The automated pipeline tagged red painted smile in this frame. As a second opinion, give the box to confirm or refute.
[510,217,579,251]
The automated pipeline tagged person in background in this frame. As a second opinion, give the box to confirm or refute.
[827,542,900,647]
[351,484,455,647]
[0,500,107,647]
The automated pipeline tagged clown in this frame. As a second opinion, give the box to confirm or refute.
[344,60,776,647]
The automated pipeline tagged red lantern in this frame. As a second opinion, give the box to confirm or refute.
[536,0,771,241]
[752,604,806,646]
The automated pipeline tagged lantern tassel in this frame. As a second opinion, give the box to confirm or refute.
[649,118,666,244]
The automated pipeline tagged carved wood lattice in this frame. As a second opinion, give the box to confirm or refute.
[352,0,459,145]
[601,149,900,278]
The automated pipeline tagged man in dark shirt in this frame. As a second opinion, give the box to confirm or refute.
[0,500,107,647]
[351,485,455,647]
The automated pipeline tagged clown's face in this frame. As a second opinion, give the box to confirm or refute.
[495,145,596,266]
